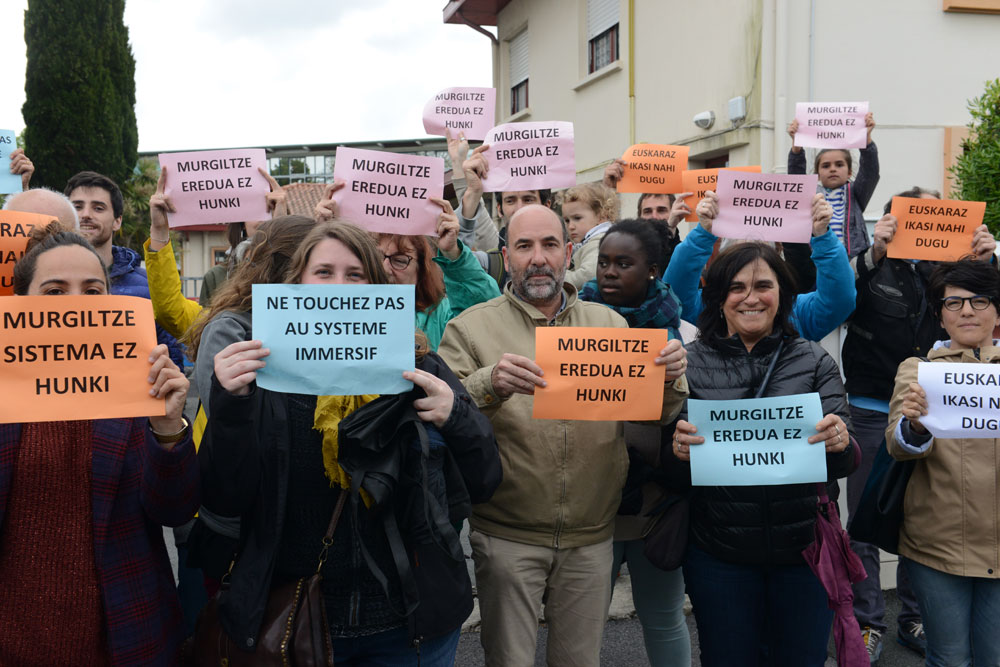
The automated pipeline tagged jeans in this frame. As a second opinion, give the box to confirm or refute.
[683,545,833,667]
[903,558,1000,667]
[331,626,461,666]
[612,539,691,666]
[847,405,922,632]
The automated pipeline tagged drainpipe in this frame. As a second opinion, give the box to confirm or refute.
[628,0,636,145]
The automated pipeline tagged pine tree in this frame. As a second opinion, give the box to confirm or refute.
[952,79,1000,234]
[21,0,138,191]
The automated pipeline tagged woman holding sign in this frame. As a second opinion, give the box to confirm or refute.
[201,221,500,665]
[886,259,1000,666]
[0,223,199,665]
[669,242,857,666]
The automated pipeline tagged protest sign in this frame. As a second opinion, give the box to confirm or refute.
[0,129,21,195]
[0,295,164,423]
[886,196,985,262]
[794,102,869,150]
[680,166,762,222]
[157,148,270,227]
[422,87,496,141]
[918,362,1000,438]
[687,393,826,486]
[332,147,444,236]
[481,121,575,192]
[251,284,416,396]
[713,171,818,243]
[616,144,690,194]
[1,210,57,296]
[532,327,668,421]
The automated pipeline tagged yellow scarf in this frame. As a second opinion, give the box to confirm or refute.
[314,394,379,507]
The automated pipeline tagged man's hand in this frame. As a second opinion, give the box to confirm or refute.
[602,158,626,189]
[788,119,802,154]
[149,166,176,251]
[260,168,288,217]
[811,193,833,237]
[314,180,345,222]
[865,112,876,145]
[461,144,490,216]
[490,353,546,398]
[871,214,898,263]
[433,196,461,260]
[9,148,34,189]
[971,224,996,262]
[696,191,719,234]
[446,129,470,180]
[668,193,693,229]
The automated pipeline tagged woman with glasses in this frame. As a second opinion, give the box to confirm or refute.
[886,258,1000,666]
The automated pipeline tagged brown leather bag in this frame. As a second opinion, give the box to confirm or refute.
[191,489,347,667]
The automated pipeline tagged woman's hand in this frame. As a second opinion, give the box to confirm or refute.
[808,413,850,453]
[787,119,802,153]
[149,167,176,251]
[446,129,469,180]
[214,340,270,396]
[696,191,719,234]
[900,382,929,434]
[260,168,288,217]
[147,344,188,435]
[9,148,34,190]
[865,112,876,145]
[672,419,704,462]
[314,180,346,222]
[811,193,833,237]
[405,368,454,428]
[433,196,461,260]
[654,338,687,382]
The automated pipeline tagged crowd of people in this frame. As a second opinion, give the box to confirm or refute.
[0,107,998,667]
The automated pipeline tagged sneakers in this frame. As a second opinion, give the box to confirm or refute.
[862,626,883,664]
[897,620,927,657]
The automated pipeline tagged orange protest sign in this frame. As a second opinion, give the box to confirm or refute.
[0,295,165,424]
[886,197,986,262]
[1,210,57,296]
[532,327,668,421]
[617,144,690,194]
[681,166,762,222]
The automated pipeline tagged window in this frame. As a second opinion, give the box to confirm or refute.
[588,0,619,73]
[705,154,730,169]
[509,30,529,114]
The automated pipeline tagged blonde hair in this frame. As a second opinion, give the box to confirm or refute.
[558,182,619,222]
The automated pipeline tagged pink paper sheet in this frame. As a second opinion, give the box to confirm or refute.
[714,171,818,244]
[794,102,869,150]
[332,147,444,236]
[158,148,270,227]
[480,121,575,192]
[422,87,496,141]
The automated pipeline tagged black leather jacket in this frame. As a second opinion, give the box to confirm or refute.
[678,333,857,565]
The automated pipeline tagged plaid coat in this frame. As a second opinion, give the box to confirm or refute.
[0,418,200,666]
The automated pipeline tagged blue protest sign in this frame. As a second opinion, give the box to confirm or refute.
[251,284,415,395]
[0,130,22,195]
[687,393,827,486]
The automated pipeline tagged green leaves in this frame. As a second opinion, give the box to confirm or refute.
[951,78,1000,235]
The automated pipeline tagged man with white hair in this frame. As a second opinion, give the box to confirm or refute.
[3,187,79,230]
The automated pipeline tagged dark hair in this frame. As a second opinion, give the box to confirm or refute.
[497,189,553,217]
[882,186,942,215]
[636,192,676,218]
[13,221,108,294]
[599,218,668,274]
[813,149,853,178]
[696,242,799,344]
[928,259,1000,319]
[64,171,124,219]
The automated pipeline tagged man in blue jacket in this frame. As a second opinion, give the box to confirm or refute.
[664,190,855,342]
[65,171,185,369]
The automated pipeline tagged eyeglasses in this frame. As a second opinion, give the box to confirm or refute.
[941,295,995,311]
[382,253,414,271]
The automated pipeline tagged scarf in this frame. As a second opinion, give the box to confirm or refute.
[822,184,847,240]
[580,277,682,340]
[314,394,379,506]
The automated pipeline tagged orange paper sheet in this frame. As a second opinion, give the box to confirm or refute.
[0,295,165,424]
[532,327,668,421]
[617,144,690,194]
[0,210,58,296]
[681,166,762,222]
[886,197,986,262]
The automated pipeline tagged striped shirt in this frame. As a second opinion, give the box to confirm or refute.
[823,185,847,240]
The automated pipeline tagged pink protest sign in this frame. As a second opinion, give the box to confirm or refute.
[332,147,444,236]
[794,101,869,150]
[714,171,818,244]
[481,121,575,192]
[422,87,496,141]
[157,149,270,227]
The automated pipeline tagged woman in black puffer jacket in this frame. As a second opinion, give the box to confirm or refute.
[670,241,857,667]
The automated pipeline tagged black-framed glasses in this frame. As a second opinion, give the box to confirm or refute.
[382,253,414,271]
[941,295,995,311]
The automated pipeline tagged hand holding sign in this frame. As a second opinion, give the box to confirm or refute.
[655,338,687,382]
[433,197,462,260]
[807,413,850,453]
[900,382,930,434]
[214,339,270,397]
[491,352,547,398]
[871,214,898,262]
[404,368,455,427]
[602,159,627,189]
[672,419,702,461]
[147,343,190,437]
[0,131,24,194]
[10,148,34,191]
[811,194,833,237]
[972,224,997,261]
[695,191,720,233]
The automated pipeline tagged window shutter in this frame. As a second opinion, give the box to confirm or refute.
[587,0,618,39]
[509,30,529,85]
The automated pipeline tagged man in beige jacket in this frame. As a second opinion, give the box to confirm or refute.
[438,205,688,666]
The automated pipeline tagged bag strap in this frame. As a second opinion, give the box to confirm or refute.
[315,488,348,574]
[754,338,785,398]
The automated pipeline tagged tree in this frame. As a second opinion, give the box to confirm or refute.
[118,156,160,251]
[951,78,1000,234]
[269,157,310,186]
[21,0,138,190]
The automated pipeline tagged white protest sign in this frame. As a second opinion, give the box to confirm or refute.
[918,362,1000,438]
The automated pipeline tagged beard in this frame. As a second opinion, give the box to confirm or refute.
[80,222,113,248]
[511,263,564,304]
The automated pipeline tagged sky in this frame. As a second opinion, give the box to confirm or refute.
[0,0,494,152]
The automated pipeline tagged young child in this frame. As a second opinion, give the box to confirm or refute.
[559,182,619,289]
